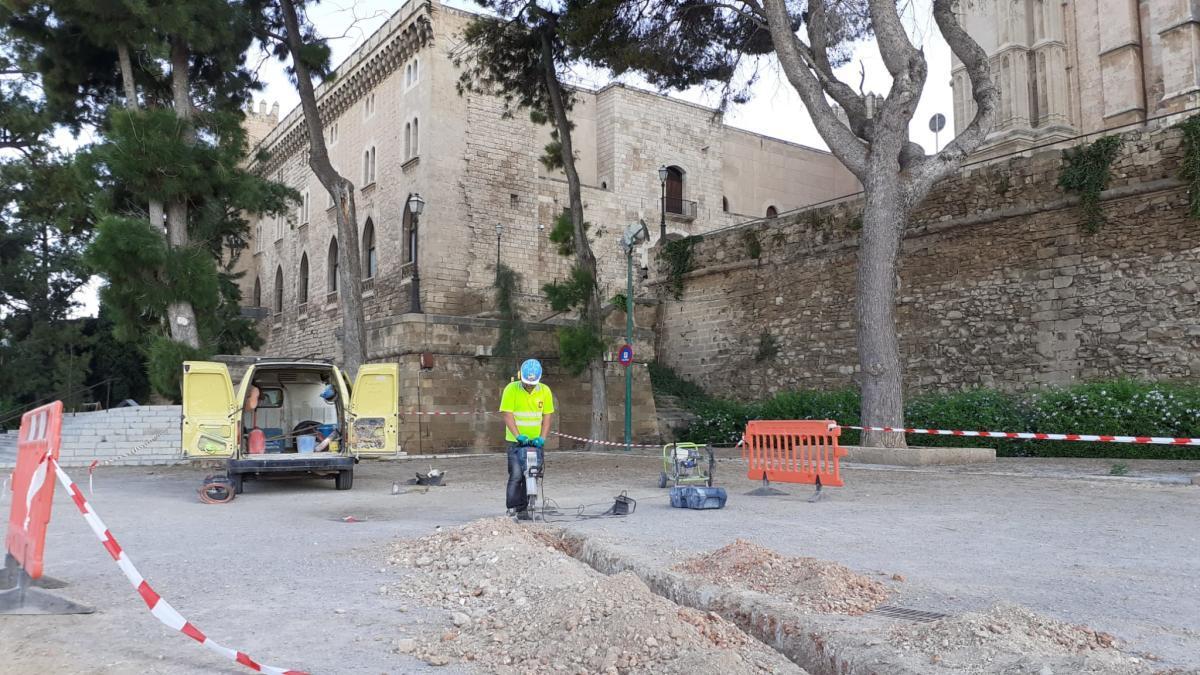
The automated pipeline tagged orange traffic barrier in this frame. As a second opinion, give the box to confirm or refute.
[742,420,847,488]
[5,401,63,580]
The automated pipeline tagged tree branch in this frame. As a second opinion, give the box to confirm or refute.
[910,0,998,193]
[807,0,871,139]
[867,0,921,78]
[758,0,868,176]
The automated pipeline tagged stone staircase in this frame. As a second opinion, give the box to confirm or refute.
[0,405,184,469]
[654,393,698,444]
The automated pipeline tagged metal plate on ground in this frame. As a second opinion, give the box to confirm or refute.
[869,605,950,623]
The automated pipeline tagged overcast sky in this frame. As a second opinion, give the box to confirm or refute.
[74,1,955,319]
[251,0,955,152]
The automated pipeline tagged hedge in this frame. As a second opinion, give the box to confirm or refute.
[649,366,1200,460]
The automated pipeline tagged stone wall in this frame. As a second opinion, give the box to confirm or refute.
[655,121,1200,400]
[0,406,187,469]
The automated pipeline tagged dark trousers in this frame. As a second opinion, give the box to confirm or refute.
[506,443,544,511]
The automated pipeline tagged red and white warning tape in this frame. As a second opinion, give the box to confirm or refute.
[847,425,1200,446]
[50,458,306,674]
[405,410,498,416]
[552,431,662,449]
[88,425,175,493]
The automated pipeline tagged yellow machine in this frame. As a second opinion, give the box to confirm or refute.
[181,359,399,494]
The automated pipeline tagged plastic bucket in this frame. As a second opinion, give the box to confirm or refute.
[297,435,317,453]
[317,423,336,438]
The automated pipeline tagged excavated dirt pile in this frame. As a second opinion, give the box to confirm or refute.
[674,539,890,615]
[384,518,803,674]
[889,603,1169,674]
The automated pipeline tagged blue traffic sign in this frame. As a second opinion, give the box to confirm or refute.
[618,344,634,366]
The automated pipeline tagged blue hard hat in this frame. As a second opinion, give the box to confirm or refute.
[320,384,337,401]
[519,359,543,386]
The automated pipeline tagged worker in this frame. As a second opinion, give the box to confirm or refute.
[499,358,554,518]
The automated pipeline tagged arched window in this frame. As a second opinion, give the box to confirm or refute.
[327,237,339,292]
[363,218,377,279]
[273,266,284,313]
[766,205,778,218]
[404,122,411,160]
[412,117,419,156]
[298,253,309,305]
[362,146,375,184]
[664,165,685,214]
[721,196,729,213]
[402,201,414,263]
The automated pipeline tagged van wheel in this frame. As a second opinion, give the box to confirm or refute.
[229,473,244,495]
[658,472,669,489]
[335,470,354,490]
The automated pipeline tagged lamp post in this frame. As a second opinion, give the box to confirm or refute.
[620,220,649,452]
[408,192,425,313]
[494,222,503,282]
[657,165,668,242]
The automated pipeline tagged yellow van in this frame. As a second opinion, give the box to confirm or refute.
[181,359,399,493]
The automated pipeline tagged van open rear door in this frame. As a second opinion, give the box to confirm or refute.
[181,361,239,459]
[345,363,400,457]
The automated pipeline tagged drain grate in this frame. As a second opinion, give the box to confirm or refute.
[869,605,950,623]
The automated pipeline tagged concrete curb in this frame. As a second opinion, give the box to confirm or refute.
[559,531,919,675]
[841,445,996,466]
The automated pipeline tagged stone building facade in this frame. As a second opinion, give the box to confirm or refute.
[953,0,1200,157]
[234,0,857,451]
[653,120,1200,400]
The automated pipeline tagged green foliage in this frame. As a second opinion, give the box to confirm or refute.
[556,324,605,376]
[658,235,702,300]
[1058,135,1123,233]
[671,378,1200,458]
[742,229,762,259]
[849,212,864,231]
[1108,462,1129,476]
[546,210,591,257]
[543,265,595,313]
[994,174,1011,196]
[610,292,628,313]
[753,330,779,362]
[147,337,211,402]
[1174,114,1200,219]
[647,361,709,403]
[492,263,529,375]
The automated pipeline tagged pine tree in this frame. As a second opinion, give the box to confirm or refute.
[458,3,612,445]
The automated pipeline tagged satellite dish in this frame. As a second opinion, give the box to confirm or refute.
[929,113,947,133]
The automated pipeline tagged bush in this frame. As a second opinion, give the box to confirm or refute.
[668,376,1200,459]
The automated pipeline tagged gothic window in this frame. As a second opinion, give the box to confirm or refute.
[252,276,261,307]
[298,253,309,305]
[664,165,685,214]
[274,266,284,314]
[403,200,414,263]
[363,218,377,279]
[327,237,339,292]
[362,146,376,185]
[301,190,310,224]
[328,121,338,146]
[722,196,729,212]
[412,117,419,156]
[404,122,411,159]
[364,92,376,119]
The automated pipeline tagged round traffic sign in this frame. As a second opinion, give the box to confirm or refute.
[928,113,947,133]
[618,344,634,366]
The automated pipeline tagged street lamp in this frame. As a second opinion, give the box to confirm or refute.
[408,192,425,314]
[657,165,668,242]
[494,222,503,282]
[620,219,650,452]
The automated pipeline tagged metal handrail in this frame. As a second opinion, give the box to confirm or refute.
[0,378,118,429]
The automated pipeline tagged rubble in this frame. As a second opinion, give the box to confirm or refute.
[673,539,890,615]
[385,518,803,674]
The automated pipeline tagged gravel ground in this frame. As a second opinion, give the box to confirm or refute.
[0,452,1197,673]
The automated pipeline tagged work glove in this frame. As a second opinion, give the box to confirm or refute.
[531,437,544,449]
[516,434,530,445]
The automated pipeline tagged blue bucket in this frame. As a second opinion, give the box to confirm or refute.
[297,435,317,453]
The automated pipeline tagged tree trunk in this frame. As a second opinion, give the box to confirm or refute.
[540,28,607,443]
[277,0,367,377]
[165,36,200,349]
[116,43,138,108]
[856,183,906,448]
